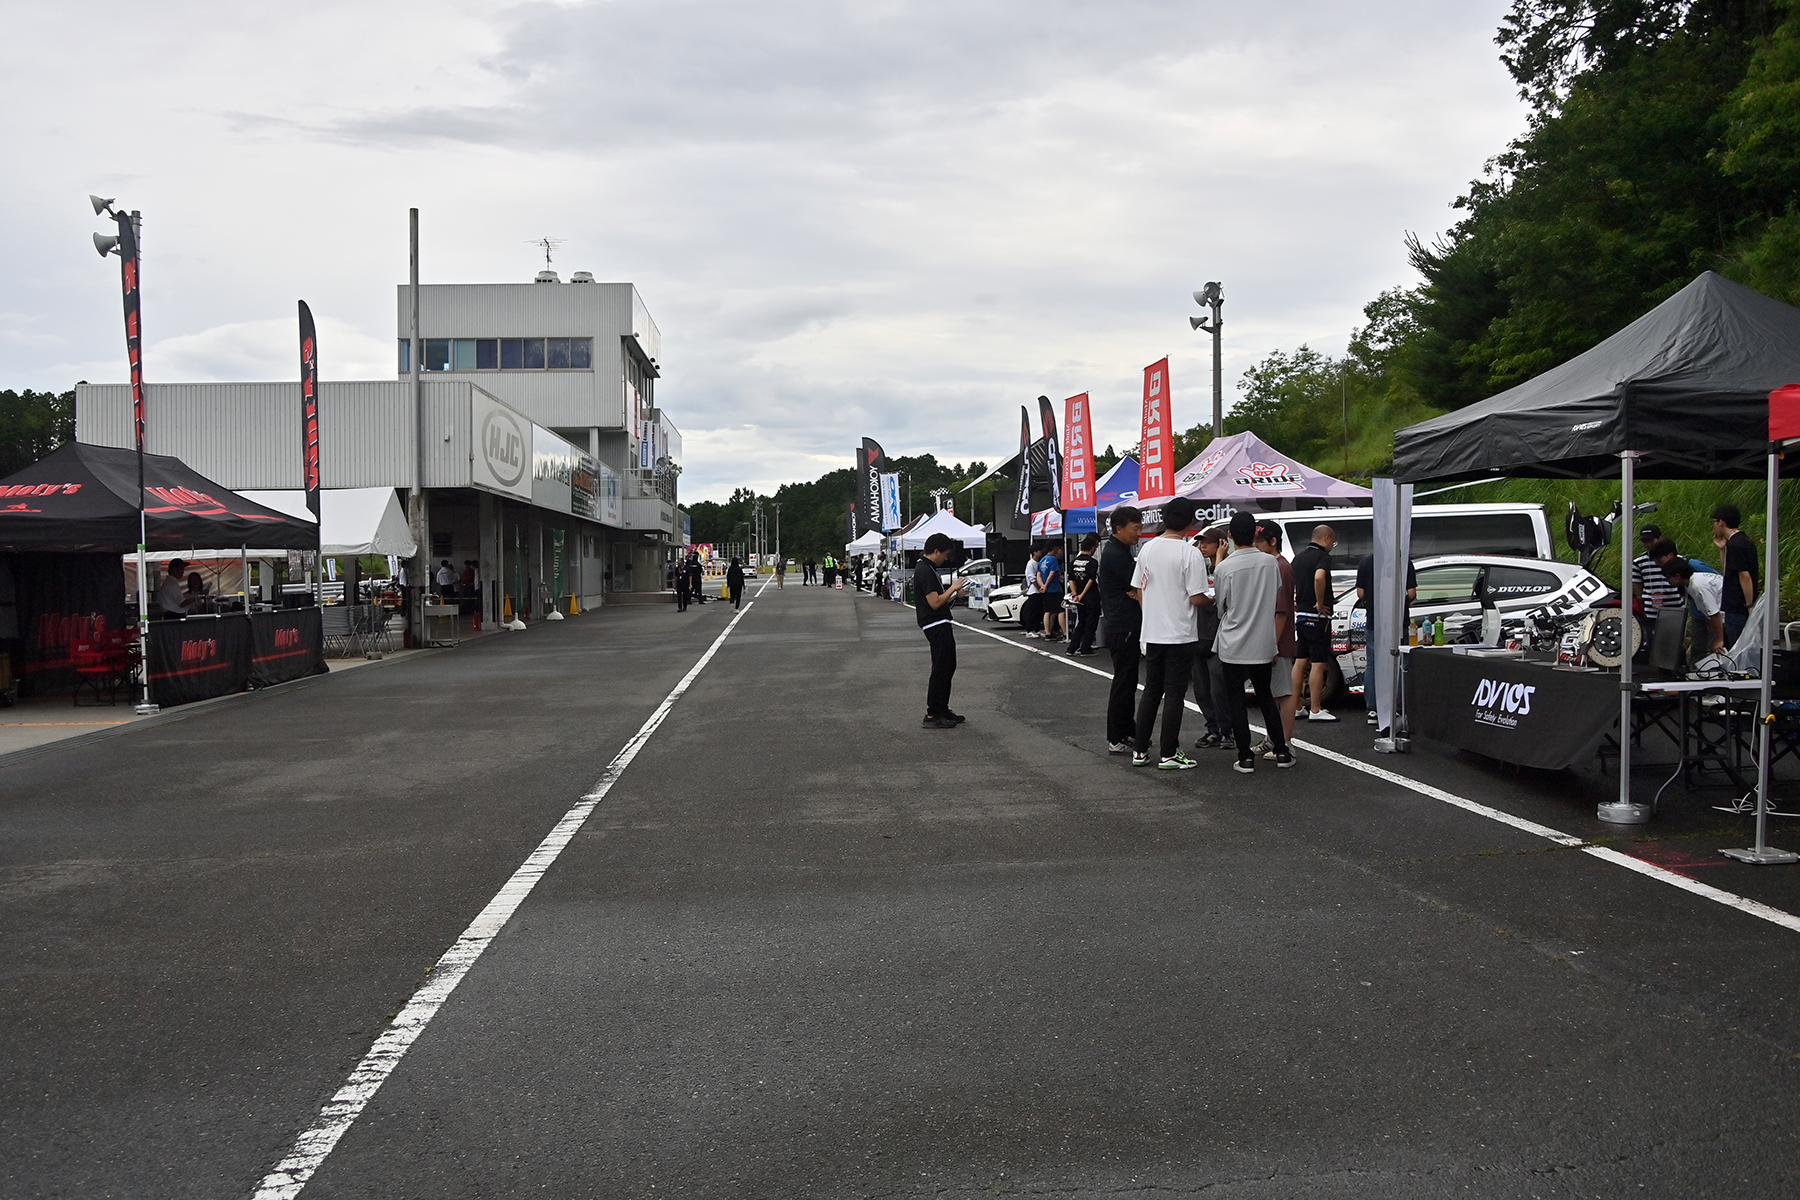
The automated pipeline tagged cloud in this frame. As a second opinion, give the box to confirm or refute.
[0,0,1526,504]
[151,317,397,383]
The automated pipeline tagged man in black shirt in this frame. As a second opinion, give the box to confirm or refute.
[1712,503,1758,648]
[1067,533,1102,656]
[916,533,969,728]
[1354,552,1416,726]
[1289,525,1337,722]
[1097,505,1144,754]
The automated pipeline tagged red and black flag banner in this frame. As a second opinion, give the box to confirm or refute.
[113,212,145,455]
[1036,394,1061,510]
[860,437,884,535]
[298,301,321,519]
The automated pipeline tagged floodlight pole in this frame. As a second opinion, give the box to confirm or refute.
[1191,283,1224,441]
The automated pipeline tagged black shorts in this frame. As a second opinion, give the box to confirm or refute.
[1295,615,1332,662]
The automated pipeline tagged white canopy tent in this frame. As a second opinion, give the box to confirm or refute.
[845,529,884,556]
[239,488,419,558]
[893,510,987,551]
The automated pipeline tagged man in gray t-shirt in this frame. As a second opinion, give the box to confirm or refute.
[1212,512,1291,771]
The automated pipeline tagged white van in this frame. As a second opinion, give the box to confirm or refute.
[1265,503,1553,565]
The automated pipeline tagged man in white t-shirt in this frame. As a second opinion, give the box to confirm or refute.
[1214,510,1294,772]
[1663,557,1726,658]
[1127,497,1211,770]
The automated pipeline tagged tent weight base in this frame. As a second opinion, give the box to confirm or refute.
[1374,736,1408,754]
[134,703,160,716]
[1596,801,1652,825]
[1721,846,1799,865]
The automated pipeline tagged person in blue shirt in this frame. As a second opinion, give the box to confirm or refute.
[1038,544,1064,641]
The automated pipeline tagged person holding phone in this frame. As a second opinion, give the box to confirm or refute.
[916,533,969,728]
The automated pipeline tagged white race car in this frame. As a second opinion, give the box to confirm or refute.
[1330,554,1610,693]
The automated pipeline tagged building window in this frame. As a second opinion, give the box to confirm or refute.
[399,336,594,372]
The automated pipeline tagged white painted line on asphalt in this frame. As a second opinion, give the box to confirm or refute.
[252,591,764,1199]
[934,604,1800,938]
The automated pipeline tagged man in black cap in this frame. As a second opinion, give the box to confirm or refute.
[1631,524,1681,625]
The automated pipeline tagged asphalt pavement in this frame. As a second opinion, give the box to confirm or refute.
[4,580,1799,1198]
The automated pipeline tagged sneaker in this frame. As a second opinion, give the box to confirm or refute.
[1108,741,1131,755]
[942,711,968,724]
[1252,737,1274,757]
[1366,710,1380,724]
[1076,649,1098,657]
[1274,751,1296,768]
[1194,732,1223,750]
[1024,631,1043,639]
[1131,750,1152,767]
[1307,710,1339,722]
[1233,758,1255,774]
[1157,752,1199,771]
[922,715,957,729]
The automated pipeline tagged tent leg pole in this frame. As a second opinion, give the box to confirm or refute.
[1724,447,1796,863]
[1599,451,1648,824]
[134,524,158,716]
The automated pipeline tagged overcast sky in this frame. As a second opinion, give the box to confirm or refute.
[0,0,1524,503]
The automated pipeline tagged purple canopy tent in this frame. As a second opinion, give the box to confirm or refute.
[1166,431,1370,506]
[1114,432,1369,524]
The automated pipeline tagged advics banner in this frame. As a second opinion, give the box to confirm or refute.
[1405,650,1617,770]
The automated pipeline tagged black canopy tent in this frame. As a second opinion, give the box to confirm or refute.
[0,443,321,703]
[0,441,317,553]
[1391,272,1799,844]
[1393,272,1800,484]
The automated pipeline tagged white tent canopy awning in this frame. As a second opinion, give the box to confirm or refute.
[238,488,419,558]
[894,509,987,551]
[845,530,884,555]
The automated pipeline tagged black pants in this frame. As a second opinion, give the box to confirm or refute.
[1106,628,1140,745]
[1221,659,1289,762]
[676,583,689,612]
[1071,600,1101,652]
[1191,644,1225,734]
[1134,641,1195,759]
[924,623,957,716]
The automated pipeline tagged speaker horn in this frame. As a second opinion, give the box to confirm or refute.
[1190,315,1206,330]
[93,233,119,258]
[89,194,115,215]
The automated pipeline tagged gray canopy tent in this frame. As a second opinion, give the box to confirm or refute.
[1391,272,1800,848]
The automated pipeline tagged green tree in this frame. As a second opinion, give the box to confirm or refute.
[0,388,76,478]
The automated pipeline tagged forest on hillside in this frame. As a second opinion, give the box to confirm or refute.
[710,1,1800,583]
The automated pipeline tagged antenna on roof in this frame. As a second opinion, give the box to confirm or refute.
[527,236,564,268]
